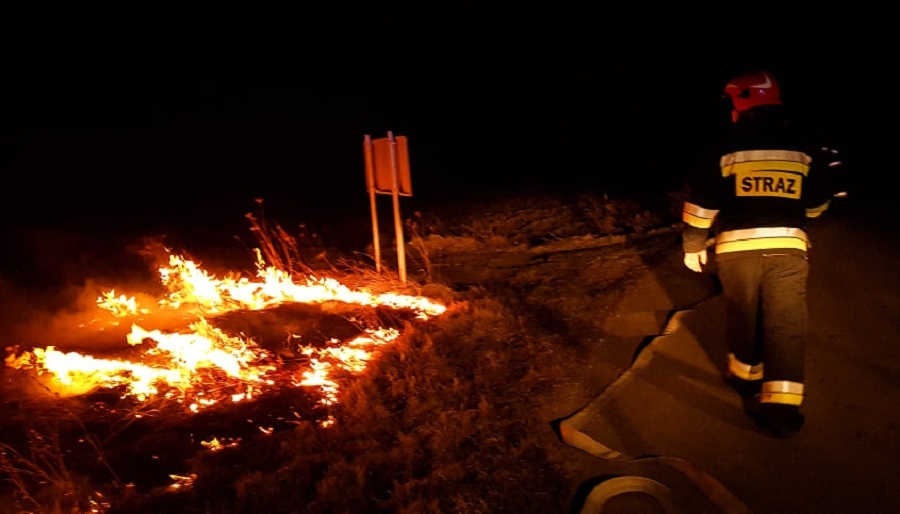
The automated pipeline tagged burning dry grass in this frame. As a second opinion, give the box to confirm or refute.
[0,191,676,513]
[1,201,456,512]
[119,298,571,514]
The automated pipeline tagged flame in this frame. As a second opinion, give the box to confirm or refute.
[96,290,150,317]
[155,251,447,318]
[6,249,447,420]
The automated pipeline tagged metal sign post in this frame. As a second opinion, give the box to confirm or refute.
[363,135,382,273]
[363,131,412,282]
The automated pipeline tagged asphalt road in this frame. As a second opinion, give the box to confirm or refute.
[559,196,900,514]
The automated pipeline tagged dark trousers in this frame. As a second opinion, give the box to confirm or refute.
[715,252,809,384]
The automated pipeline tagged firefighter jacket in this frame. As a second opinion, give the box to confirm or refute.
[682,105,836,255]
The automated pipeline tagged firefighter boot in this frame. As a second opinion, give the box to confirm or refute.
[757,403,805,438]
[724,370,763,422]
[724,370,762,398]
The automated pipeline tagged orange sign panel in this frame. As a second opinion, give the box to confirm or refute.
[372,136,412,196]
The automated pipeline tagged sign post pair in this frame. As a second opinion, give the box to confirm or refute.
[363,132,412,282]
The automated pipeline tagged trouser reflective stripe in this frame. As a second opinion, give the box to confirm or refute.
[759,380,805,406]
[727,352,764,381]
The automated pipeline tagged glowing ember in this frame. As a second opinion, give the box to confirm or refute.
[168,474,197,491]
[200,437,241,451]
[5,250,448,419]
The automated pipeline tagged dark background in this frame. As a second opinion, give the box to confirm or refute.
[1,6,895,242]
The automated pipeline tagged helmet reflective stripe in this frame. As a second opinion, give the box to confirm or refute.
[727,352,764,381]
[724,70,782,113]
[749,74,773,89]
[760,380,804,406]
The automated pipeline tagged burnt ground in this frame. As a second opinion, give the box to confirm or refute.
[0,191,715,512]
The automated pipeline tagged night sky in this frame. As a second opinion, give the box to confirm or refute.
[2,7,895,238]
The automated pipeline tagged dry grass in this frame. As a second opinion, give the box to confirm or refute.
[0,190,678,513]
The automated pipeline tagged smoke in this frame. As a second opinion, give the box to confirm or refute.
[0,230,172,353]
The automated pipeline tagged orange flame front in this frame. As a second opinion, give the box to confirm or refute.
[6,249,446,418]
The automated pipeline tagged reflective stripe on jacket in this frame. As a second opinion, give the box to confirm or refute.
[715,227,808,253]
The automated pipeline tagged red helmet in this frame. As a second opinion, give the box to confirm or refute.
[723,70,782,113]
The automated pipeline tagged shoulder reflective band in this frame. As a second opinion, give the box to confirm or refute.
[806,199,831,218]
[727,352,764,381]
[682,202,719,229]
[720,149,812,177]
[715,227,808,253]
[759,380,804,406]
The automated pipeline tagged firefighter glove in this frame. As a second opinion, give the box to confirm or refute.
[683,250,707,273]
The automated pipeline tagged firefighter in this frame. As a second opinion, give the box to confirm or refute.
[681,70,836,437]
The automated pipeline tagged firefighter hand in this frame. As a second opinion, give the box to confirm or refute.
[683,250,707,272]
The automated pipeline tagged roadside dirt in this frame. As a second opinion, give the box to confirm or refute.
[413,222,720,508]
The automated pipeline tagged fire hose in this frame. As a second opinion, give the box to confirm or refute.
[555,308,753,514]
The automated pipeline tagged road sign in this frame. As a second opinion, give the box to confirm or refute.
[370,135,412,196]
